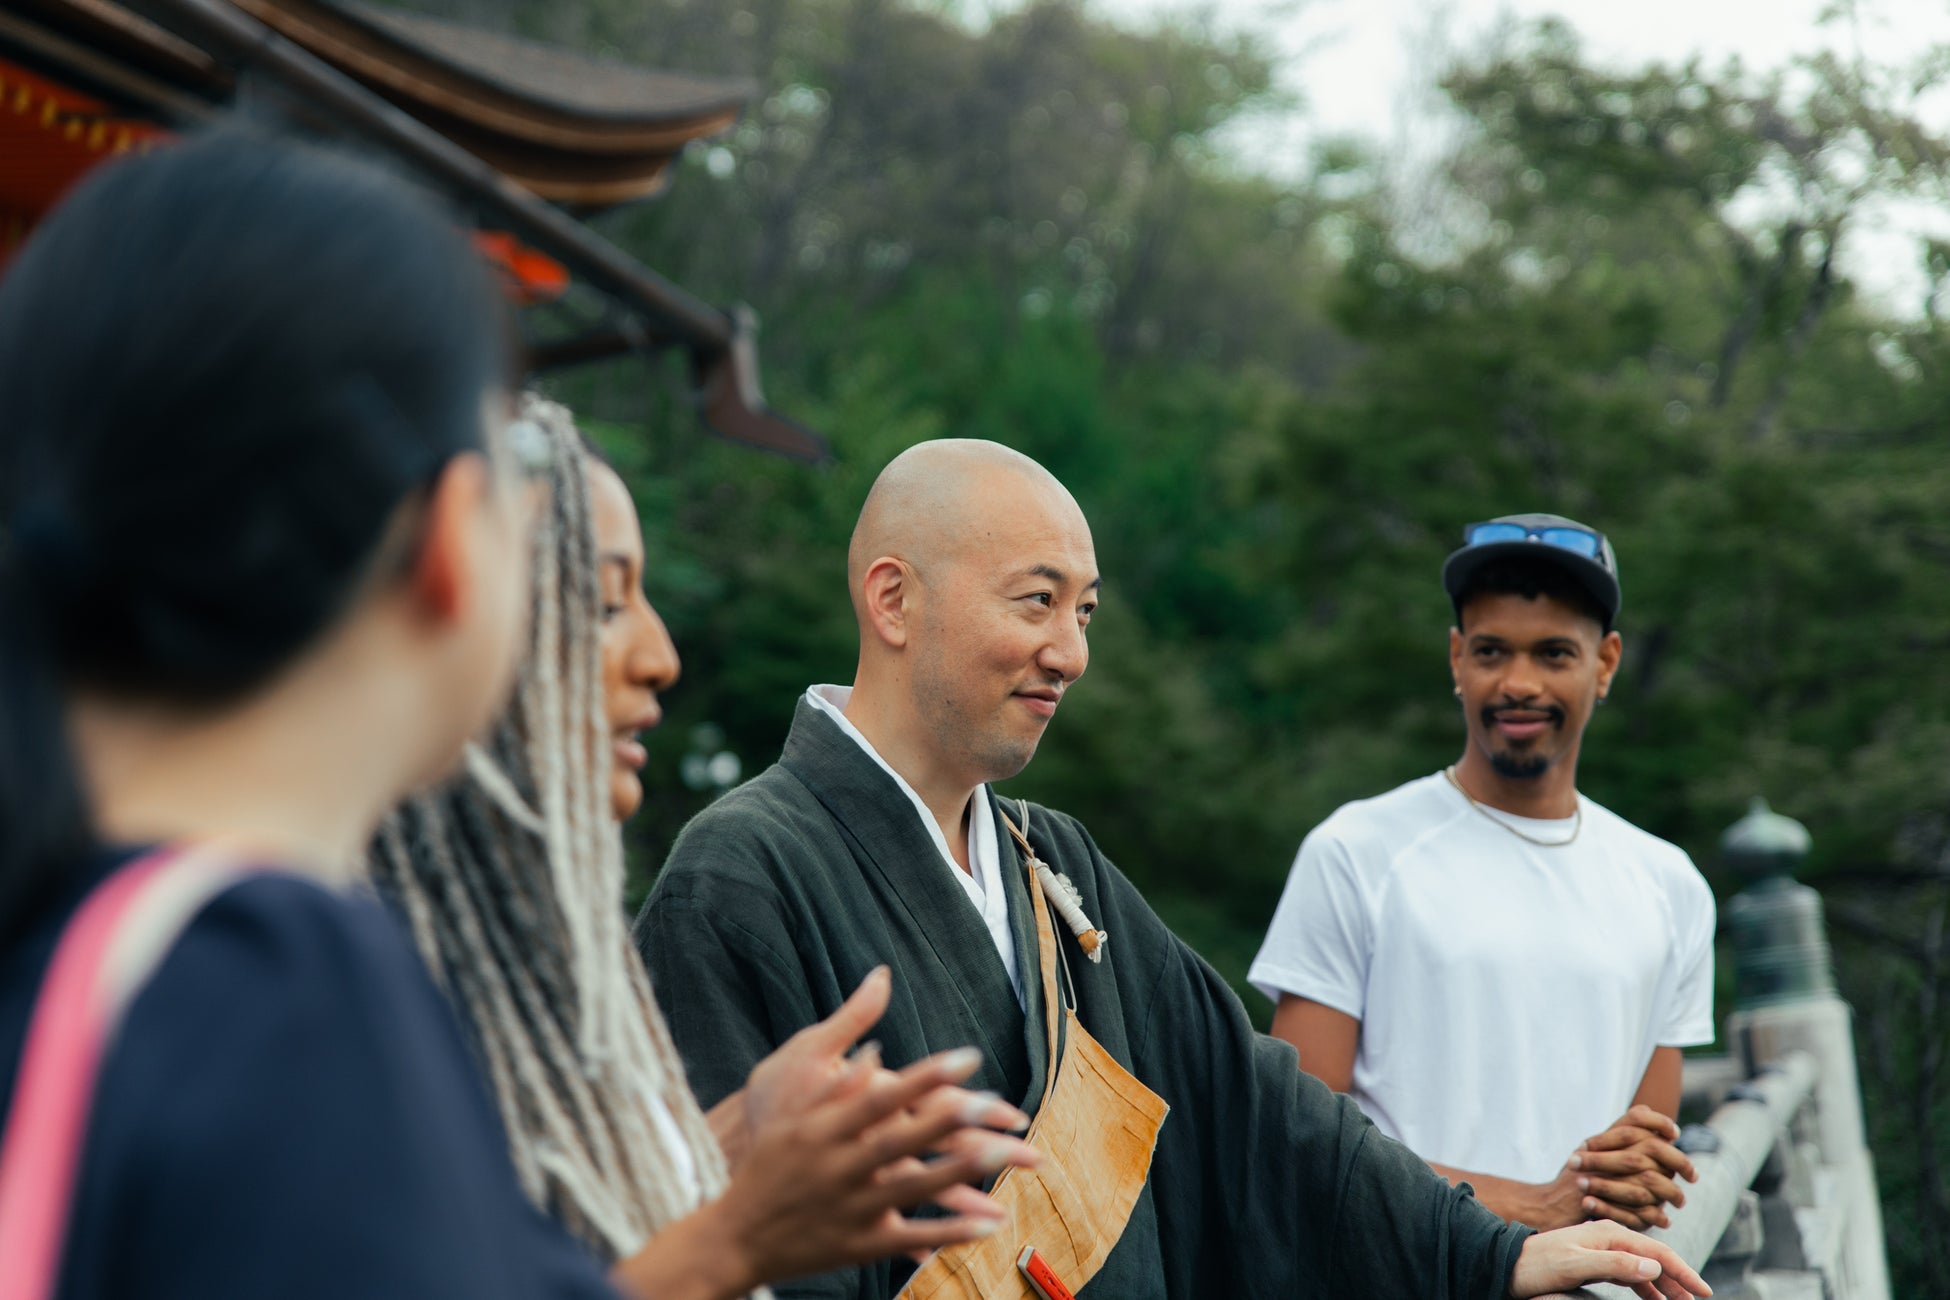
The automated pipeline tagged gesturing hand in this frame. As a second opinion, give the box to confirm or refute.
[1573,1105,1698,1231]
[1510,1221,1712,1300]
[697,967,1041,1289]
[711,965,923,1169]
[711,966,1035,1171]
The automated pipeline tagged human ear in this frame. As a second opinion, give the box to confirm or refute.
[1447,625,1465,693]
[1595,629,1624,699]
[408,451,495,625]
[859,555,912,649]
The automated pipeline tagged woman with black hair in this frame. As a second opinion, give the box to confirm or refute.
[0,133,1015,1300]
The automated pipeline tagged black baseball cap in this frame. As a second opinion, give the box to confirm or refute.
[1442,512,1621,630]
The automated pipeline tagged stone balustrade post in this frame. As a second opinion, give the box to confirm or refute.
[1720,798,1890,1300]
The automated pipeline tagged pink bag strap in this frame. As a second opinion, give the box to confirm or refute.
[0,842,255,1300]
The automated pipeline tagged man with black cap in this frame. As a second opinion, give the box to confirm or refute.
[1251,513,1717,1233]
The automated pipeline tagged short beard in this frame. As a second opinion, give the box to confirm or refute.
[1479,700,1564,782]
[1488,751,1551,780]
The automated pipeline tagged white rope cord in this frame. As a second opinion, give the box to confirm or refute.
[1005,800,1107,962]
[1034,862,1108,963]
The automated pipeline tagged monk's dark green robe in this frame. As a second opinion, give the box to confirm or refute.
[636,700,1531,1299]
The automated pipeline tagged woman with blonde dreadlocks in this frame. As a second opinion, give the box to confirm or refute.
[370,397,1038,1300]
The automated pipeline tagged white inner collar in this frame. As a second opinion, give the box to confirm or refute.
[806,684,1022,1005]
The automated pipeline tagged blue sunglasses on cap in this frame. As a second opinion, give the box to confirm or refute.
[1463,520,1604,559]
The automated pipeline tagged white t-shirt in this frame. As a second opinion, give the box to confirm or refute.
[1249,771,1716,1185]
[805,685,1023,1006]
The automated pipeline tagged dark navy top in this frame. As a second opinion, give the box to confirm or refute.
[0,850,619,1299]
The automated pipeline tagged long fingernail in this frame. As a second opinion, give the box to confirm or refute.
[942,1046,982,1075]
[851,1040,882,1068]
[965,1093,1030,1130]
[960,1092,1001,1125]
[1638,1259,1660,1278]
[1569,1154,1582,1170]
[970,1217,1004,1237]
[1577,1177,1589,1191]
[981,1138,1019,1172]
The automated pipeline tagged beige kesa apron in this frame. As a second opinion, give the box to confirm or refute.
[899,804,1169,1300]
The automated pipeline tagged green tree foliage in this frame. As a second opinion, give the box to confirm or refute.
[382,0,1950,1283]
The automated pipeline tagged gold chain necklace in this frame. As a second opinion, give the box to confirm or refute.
[1443,765,1582,847]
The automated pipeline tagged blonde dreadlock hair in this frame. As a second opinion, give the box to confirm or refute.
[369,395,746,1274]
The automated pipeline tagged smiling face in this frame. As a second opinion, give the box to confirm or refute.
[1449,589,1621,781]
[587,460,680,821]
[906,475,1100,787]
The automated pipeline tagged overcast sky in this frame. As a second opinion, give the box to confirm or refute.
[1082,0,1950,313]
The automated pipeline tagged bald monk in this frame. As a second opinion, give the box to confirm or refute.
[636,440,1710,1300]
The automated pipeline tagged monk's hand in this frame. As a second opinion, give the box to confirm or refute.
[1573,1105,1698,1231]
[1509,1221,1711,1300]
[707,1011,1039,1285]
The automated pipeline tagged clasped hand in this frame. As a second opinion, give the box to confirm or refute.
[1563,1104,1699,1231]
